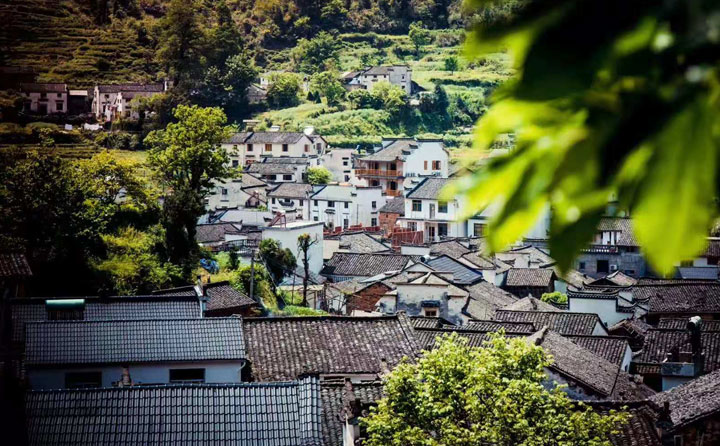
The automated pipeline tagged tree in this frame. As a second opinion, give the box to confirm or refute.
[541,291,568,305]
[454,0,720,274]
[444,55,458,73]
[309,71,346,106]
[258,239,297,288]
[155,0,205,86]
[292,31,340,74]
[297,233,319,306]
[348,89,380,109]
[266,73,302,108]
[306,166,333,185]
[194,52,259,120]
[145,105,232,276]
[408,22,432,58]
[362,332,628,446]
[371,82,407,116]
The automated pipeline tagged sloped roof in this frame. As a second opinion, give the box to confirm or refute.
[408,316,454,329]
[321,253,416,277]
[597,217,638,246]
[463,281,518,319]
[25,377,323,446]
[565,335,629,367]
[10,296,201,344]
[243,315,419,381]
[604,401,662,446]
[241,173,268,189]
[204,282,257,314]
[650,368,720,430]
[392,272,468,298]
[97,83,164,93]
[632,282,720,315]
[362,65,408,75]
[320,381,384,446]
[25,318,245,366]
[425,255,483,285]
[360,139,416,162]
[429,240,470,257]
[20,83,66,92]
[246,163,296,175]
[495,310,601,336]
[406,178,451,200]
[634,329,720,374]
[676,266,719,280]
[0,253,32,277]
[378,196,405,215]
[657,318,720,331]
[264,157,312,165]
[244,132,308,144]
[502,296,561,312]
[505,268,555,287]
[586,271,638,287]
[333,232,390,253]
[412,327,503,349]
[268,182,313,198]
[195,222,242,244]
[458,320,536,334]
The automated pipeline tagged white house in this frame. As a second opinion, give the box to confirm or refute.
[355,138,449,197]
[343,65,412,94]
[320,148,358,184]
[223,131,327,166]
[310,185,386,229]
[25,318,247,390]
[398,177,467,242]
[206,173,268,211]
[92,83,166,122]
[20,83,68,114]
[268,183,314,220]
[262,221,324,276]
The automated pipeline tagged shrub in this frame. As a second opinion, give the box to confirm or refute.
[541,291,568,305]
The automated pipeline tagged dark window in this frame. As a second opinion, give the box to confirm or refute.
[344,175,350,182]
[343,218,349,228]
[343,160,349,166]
[247,144,253,152]
[473,223,485,236]
[412,200,422,212]
[389,181,397,191]
[438,223,448,237]
[579,262,586,270]
[221,188,228,196]
[56,101,64,111]
[673,436,683,446]
[314,200,319,206]
[328,201,335,208]
[232,160,239,168]
[371,201,377,209]
[169,368,205,383]
[596,260,609,274]
[265,144,272,152]
[298,200,304,206]
[424,309,438,317]
[305,144,310,152]
[432,160,441,170]
[65,371,102,388]
[438,201,448,213]
[371,180,379,186]
[680,260,693,267]
[371,218,378,226]
[344,202,349,209]
[272,198,276,204]
[283,174,293,180]
[313,216,319,221]
[282,144,289,152]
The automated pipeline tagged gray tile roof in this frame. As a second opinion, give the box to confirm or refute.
[0,253,32,277]
[20,83,67,93]
[408,315,454,329]
[320,381,384,446]
[429,240,470,257]
[502,296,561,312]
[632,282,720,315]
[464,281,518,318]
[25,318,245,366]
[505,268,555,287]
[246,163,297,175]
[412,327,502,349]
[26,376,323,446]
[241,173,268,189]
[676,266,719,280]
[378,196,405,215]
[494,310,601,336]
[597,217,638,246]
[633,329,720,374]
[152,285,198,296]
[603,401,662,446]
[243,315,420,381]
[406,178,451,200]
[10,296,202,344]
[268,182,313,198]
[657,318,720,331]
[360,139,416,162]
[204,282,257,314]
[264,157,312,165]
[195,222,242,244]
[332,232,390,253]
[97,83,164,93]
[425,255,483,285]
[244,132,308,144]
[458,320,536,334]
[321,253,416,277]
[650,368,720,430]
[565,335,629,367]
[362,65,408,76]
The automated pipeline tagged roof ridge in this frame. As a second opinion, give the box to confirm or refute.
[27,317,240,325]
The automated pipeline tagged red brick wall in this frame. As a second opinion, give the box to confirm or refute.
[379,212,400,236]
[346,283,391,314]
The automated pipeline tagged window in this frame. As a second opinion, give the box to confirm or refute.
[169,368,205,384]
[344,175,350,182]
[343,218,349,228]
[247,144,253,152]
[371,180,379,187]
[65,371,102,389]
[680,260,693,267]
[314,216,319,221]
[269,175,277,180]
[298,200,304,206]
[40,92,47,99]
[424,160,428,169]
[438,223,448,237]
[305,144,310,152]
[438,201,448,213]
[343,160,349,166]
[314,200,319,206]
[412,200,422,212]
[432,160,441,170]
[371,218,378,226]
[423,308,438,317]
[316,143,321,150]
[328,201,335,208]
[232,160,239,168]
[673,436,683,446]
[389,181,397,191]
[221,188,228,196]
[56,101,64,111]
[371,201,377,209]
[344,202,349,209]
[596,260,609,274]
[265,144,272,152]
[389,162,397,171]
[408,222,417,231]
[283,174,293,180]
[579,261,586,270]
[473,223,486,236]
[272,198,276,204]
[282,144,289,152]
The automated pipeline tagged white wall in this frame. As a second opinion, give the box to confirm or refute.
[320,148,356,183]
[404,141,449,178]
[310,187,384,228]
[263,221,324,275]
[207,180,250,210]
[24,91,68,114]
[269,197,310,220]
[28,361,245,390]
[568,297,626,327]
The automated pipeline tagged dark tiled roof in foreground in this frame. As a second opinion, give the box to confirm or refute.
[408,315,453,329]
[204,282,257,313]
[25,318,245,366]
[458,320,536,334]
[243,315,419,381]
[321,253,415,277]
[463,281,518,319]
[592,401,662,446]
[632,282,720,314]
[650,368,720,430]
[10,296,202,343]
[494,310,601,336]
[412,328,500,349]
[320,381,384,446]
[195,222,242,244]
[505,268,555,287]
[565,335,629,368]
[657,318,720,331]
[633,329,720,374]
[26,377,323,446]
[0,253,32,277]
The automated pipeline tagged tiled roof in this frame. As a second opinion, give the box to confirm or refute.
[391,272,468,298]
[634,329,720,374]
[320,381,384,446]
[586,271,638,287]
[204,282,257,314]
[268,182,313,198]
[241,173,268,189]
[26,376,323,446]
[321,253,415,277]
[425,255,483,285]
[152,285,197,296]
[632,282,720,315]
[676,266,719,280]
[242,315,419,381]
[195,222,242,244]
[428,240,470,257]
[593,401,662,446]
[361,139,415,162]
[406,178,451,200]
[463,281,518,319]
[458,320,536,334]
[597,217,638,246]
[246,163,296,175]
[704,238,720,258]
[264,157,312,165]
[504,268,555,287]
[0,253,32,277]
[412,327,501,349]
[650,368,720,430]
[362,65,408,75]
[502,296,561,312]
[459,251,498,270]
[565,335,629,367]
[97,83,164,93]
[657,318,720,331]
[244,132,308,144]
[20,83,66,92]
[10,296,201,344]
[25,318,245,366]
[408,316,454,329]
[494,310,601,336]
[529,329,654,400]
[332,232,390,253]
[378,196,405,215]
[607,318,651,351]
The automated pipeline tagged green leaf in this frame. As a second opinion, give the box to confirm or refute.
[632,96,717,274]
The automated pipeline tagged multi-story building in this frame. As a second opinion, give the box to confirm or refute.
[19,83,67,114]
[222,131,328,166]
[310,185,385,229]
[355,138,449,197]
[574,217,647,278]
[319,147,357,183]
[268,183,313,220]
[343,65,412,94]
[398,178,466,242]
[92,83,166,121]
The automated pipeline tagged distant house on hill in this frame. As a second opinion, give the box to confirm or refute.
[342,65,412,94]
[222,131,327,167]
[19,83,67,114]
[91,83,166,122]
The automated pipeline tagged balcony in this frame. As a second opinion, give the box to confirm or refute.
[356,169,402,177]
[385,189,403,197]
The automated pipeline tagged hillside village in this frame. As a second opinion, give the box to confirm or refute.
[1,1,720,445]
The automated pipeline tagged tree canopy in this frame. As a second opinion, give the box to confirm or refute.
[306,166,333,185]
[450,0,720,274]
[362,332,627,446]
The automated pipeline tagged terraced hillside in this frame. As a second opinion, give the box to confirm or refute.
[0,0,158,86]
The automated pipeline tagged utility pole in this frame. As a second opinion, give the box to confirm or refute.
[249,249,256,301]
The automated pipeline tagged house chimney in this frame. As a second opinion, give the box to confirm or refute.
[687,316,704,376]
[117,367,133,387]
[195,275,204,297]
